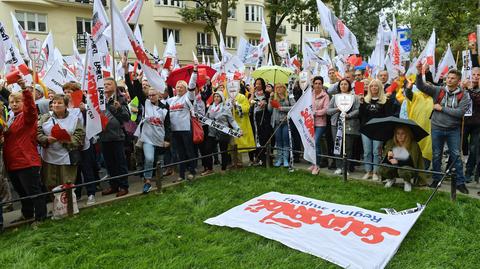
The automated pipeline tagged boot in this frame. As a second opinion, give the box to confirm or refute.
[274,149,283,167]
[283,148,289,168]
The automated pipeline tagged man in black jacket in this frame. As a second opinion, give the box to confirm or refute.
[101,78,131,197]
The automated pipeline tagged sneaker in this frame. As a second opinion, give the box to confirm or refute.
[362,172,372,180]
[163,168,173,176]
[31,220,42,230]
[187,174,195,181]
[308,165,315,171]
[384,179,396,188]
[457,184,469,194]
[86,195,96,205]
[372,173,379,181]
[334,168,342,175]
[173,177,184,183]
[143,183,152,194]
[274,159,282,167]
[311,166,320,175]
[404,182,412,192]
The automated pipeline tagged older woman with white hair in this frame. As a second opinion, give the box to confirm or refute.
[359,79,393,180]
[166,63,198,182]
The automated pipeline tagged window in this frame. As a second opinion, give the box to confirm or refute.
[249,39,260,46]
[226,36,236,49]
[155,0,184,7]
[245,5,263,22]
[305,23,319,32]
[197,32,211,46]
[163,28,180,43]
[228,7,236,19]
[15,11,47,33]
[76,18,91,34]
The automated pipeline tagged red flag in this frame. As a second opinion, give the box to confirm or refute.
[51,124,71,142]
[70,90,84,108]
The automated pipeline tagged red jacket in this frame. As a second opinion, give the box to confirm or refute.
[3,90,41,171]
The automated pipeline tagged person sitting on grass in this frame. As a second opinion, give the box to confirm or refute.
[380,126,426,192]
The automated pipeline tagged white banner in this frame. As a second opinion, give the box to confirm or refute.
[206,192,424,269]
[287,87,316,164]
[193,111,241,138]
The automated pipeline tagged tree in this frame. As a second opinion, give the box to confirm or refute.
[397,0,480,59]
[330,0,397,55]
[178,0,237,48]
[264,0,319,61]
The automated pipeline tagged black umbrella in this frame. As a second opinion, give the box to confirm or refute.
[360,116,429,142]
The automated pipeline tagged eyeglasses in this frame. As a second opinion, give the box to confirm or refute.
[148,94,157,97]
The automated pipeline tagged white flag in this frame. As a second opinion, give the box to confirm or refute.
[369,25,385,71]
[133,24,144,49]
[0,21,32,84]
[218,32,232,64]
[259,18,270,51]
[304,37,331,53]
[387,15,402,74]
[92,0,110,42]
[163,32,177,58]
[379,11,392,45]
[213,46,220,63]
[85,92,103,139]
[276,40,289,58]
[86,34,106,111]
[316,0,359,55]
[434,45,456,83]
[121,0,144,24]
[201,51,206,65]
[104,2,133,52]
[42,32,55,68]
[0,34,5,73]
[10,12,28,56]
[43,61,70,94]
[288,87,316,164]
[407,30,435,76]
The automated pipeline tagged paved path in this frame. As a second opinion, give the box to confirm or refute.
[3,161,479,229]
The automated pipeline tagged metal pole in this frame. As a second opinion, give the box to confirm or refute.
[450,168,457,201]
[342,116,347,182]
[109,0,117,84]
[155,160,163,192]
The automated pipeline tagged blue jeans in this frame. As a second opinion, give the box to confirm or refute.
[143,142,160,179]
[315,126,327,165]
[361,134,382,173]
[275,123,290,153]
[431,128,465,185]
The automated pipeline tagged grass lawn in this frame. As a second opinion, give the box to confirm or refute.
[1,167,480,269]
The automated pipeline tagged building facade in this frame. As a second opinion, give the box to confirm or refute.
[0,0,329,64]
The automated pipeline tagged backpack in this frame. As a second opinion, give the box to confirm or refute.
[435,88,464,105]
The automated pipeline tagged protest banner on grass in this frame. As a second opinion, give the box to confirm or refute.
[206,192,423,269]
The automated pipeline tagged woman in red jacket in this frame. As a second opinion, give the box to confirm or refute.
[4,79,46,223]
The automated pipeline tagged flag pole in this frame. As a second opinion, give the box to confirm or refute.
[268,43,276,66]
[109,0,117,101]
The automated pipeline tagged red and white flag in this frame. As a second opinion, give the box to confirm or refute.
[121,0,144,25]
[434,44,456,83]
[388,15,402,73]
[288,87,316,164]
[259,18,270,51]
[86,34,106,111]
[316,0,359,55]
[0,21,32,85]
[10,12,28,57]
[113,1,165,92]
[92,0,109,42]
[42,32,54,68]
[407,30,435,76]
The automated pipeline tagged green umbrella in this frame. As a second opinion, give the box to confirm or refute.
[252,65,294,85]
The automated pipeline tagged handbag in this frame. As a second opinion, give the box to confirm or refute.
[68,149,82,165]
[191,116,204,144]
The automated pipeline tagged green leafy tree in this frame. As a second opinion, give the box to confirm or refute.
[397,0,480,59]
[178,0,237,48]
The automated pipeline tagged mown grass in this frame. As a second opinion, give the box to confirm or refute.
[1,167,480,269]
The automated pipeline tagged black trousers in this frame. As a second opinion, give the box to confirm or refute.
[204,136,229,170]
[102,141,129,190]
[172,131,196,179]
[75,144,99,197]
[9,166,47,221]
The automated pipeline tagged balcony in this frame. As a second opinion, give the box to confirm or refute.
[45,0,106,8]
[196,45,217,56]
[77,32,88,49]
[244,22,261,35]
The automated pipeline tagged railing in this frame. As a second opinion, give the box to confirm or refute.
[56,0,106,5]
[0,142,459,230]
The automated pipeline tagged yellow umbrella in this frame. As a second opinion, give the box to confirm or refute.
[252,65,293,85]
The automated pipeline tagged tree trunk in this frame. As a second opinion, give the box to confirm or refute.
[220,0,229,47]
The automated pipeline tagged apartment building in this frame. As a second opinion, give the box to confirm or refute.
[0,0,330,64]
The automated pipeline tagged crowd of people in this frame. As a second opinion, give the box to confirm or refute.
[0,53,479,231]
